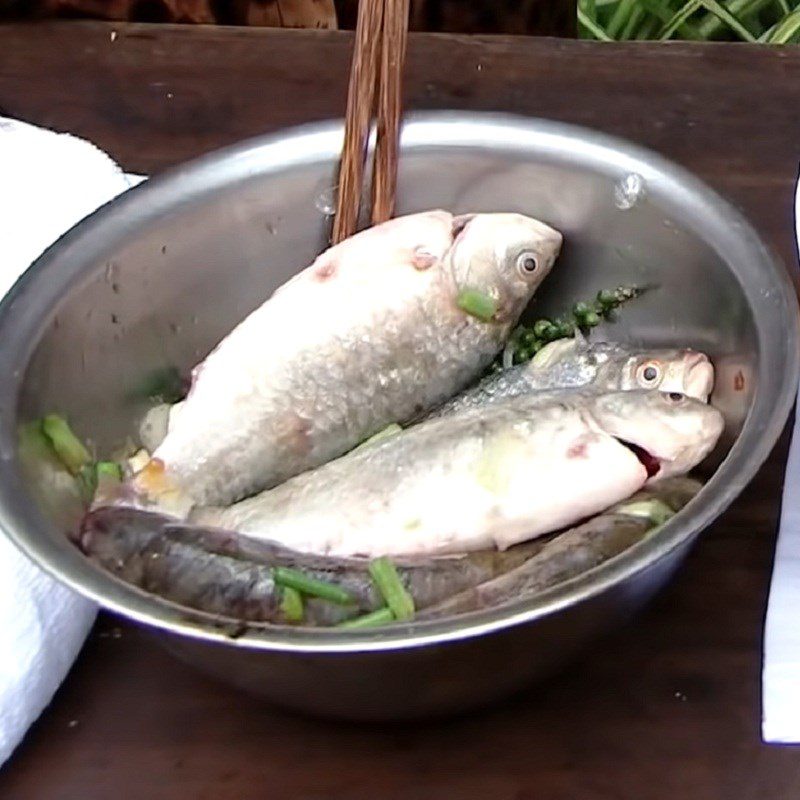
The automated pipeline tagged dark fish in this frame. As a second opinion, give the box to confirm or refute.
[416,477,702,620]
[77,506,548,626]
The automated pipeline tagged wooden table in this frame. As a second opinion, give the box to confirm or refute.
[1,22,800,799]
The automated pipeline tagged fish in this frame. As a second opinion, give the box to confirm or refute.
[131,210,563,513]
[423,338,715,421]
[417,477,702,620]
[189,389,724,558]
[77,506,550,626]
[137,339,715,453]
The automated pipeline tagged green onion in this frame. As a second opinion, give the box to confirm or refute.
[96,461,123,482]
[456,289,498,322]
[368,557,415,621]
[272,566,354,605]
[41,415,91,474]
[77,464,97,503]
[337,607,395,629]
[617,498,676,526]
[280,586,304,623]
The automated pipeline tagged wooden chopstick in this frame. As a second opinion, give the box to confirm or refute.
[332,0,410,244]
[370,0,410,226]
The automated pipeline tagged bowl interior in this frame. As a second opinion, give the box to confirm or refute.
[1,114,796,650]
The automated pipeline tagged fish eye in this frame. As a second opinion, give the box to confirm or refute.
[516,252,540,278]
[666,392,685,403]
[637,361,662,387]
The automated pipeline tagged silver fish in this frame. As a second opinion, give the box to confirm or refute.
[424,338,715,421]
[417,477,702,619]
[191,390,723,558]
[132,210,563,513]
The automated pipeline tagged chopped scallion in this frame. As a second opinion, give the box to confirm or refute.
[617,498,675,527]
[41,415,91,474]
[96,461,123,482]
[280,586,304,623]
[336,607,395,629]
[272,566,354,605]
[457,289,498,322]
[368,557,415,621]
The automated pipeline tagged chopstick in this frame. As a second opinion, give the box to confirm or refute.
[332,0,410,244]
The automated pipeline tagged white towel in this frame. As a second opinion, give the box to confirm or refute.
[761,173,800,744]
[0,116,144,766]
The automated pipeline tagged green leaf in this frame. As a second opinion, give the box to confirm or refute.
[607,0,637,36]
[766,8,800,41]
[658,0,702,39]
[578,6,614,39]
[41,415,92,474]
[696,0,758,39]
[456,288,499,322]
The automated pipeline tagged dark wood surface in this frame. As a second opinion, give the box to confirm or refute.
[1,22,800,799]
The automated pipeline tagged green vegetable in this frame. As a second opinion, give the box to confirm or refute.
[41,415,91,474]
[493,284,643,370]
[368,557,415,621]
[96,461,123,482]
[336,607,395,629]
[617,498,676,526]
[77,465,97,503]
[456,289,498,322]
[272,566,354,605]
[280,586,304,623]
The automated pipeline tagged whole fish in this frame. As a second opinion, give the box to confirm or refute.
[190,389,724,558]
[77,506,549,626]
[417,477,702,620]
[137,340,715,453]
[132,210,562,513]
[424,338,715,421]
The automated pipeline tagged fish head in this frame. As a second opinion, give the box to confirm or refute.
[600,348,715,401]
[589,390,724,482]
[447,213,563,323]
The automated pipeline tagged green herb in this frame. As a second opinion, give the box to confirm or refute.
[368,557,415,621]
[280,586,304,623]
[272,566,354,605]
[496,284,643,370]
[77,464,97,503]
[96,461,122,481]
[336,607,395,629]
[41,415,91,474]
[617,498,676,526]
[456,289,498,322]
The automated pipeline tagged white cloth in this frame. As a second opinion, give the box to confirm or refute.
[0,116,144,766]
[761,174,800,744]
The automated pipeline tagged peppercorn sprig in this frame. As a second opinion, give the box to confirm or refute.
[494,285,642,371]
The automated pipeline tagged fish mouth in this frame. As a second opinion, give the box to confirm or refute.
[617,439,661,479]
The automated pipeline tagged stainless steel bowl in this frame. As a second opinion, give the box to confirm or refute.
[0,113,797,720]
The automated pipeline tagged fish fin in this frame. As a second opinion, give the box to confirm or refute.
[531,338,578,370]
